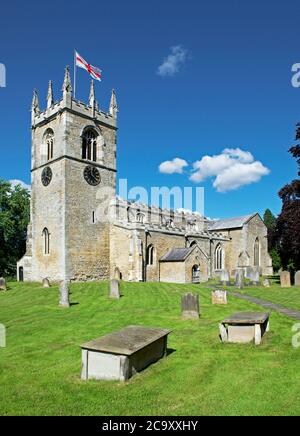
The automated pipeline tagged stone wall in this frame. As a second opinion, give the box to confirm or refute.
[19,93,117,282]
[110,223,213,283]
[160,262,186,283]
[216,215,273,276]
[244,214,273,275]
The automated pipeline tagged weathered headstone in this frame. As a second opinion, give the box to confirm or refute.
[251,267,260,285]
[59,280,70,307]
[280,271,291,288]
[212,289,227,305]
[244,266,252,280]
[0,278,7,291]
[295,271,300,287]
[0,323,5,348]
[263,278,270,287]
[42,278,50,288]
[109,279,120,299]
[181,293,199,319]
[220,269,230,285]
[113,267,121,281]
[235,269,244,289]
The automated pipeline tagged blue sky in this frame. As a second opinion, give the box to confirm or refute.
[0,0,300,219]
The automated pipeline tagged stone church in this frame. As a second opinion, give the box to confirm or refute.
[17,67,273,283]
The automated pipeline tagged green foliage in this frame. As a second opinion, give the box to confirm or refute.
[274,126,300,271]
[269,248,281,272]
[1,280,300,416]
[263,209,281,271]
[263,209,276,230]
[0,179,30,277]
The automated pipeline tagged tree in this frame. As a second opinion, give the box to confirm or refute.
[274,125,300,271]
[263,208,281,272]
[0,180,30,277]
[289,122,300,175]
[263,209,276,231]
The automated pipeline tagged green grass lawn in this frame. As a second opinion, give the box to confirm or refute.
[235,278,300,312]
[1,280,300,416]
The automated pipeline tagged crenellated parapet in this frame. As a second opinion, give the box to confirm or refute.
[31,66,117,130]
[110,197,229,241]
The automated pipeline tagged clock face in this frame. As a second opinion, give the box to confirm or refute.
[84,165,101,186]
[41,166,52,186]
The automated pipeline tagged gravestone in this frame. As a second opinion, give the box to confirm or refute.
[0,323,5,347]
[280,271,291,288]
[244,266,252,280]
[235,269,244,289]
[220,269,230,285]
[113,267,121,281]
[295,271,300,287]
[109,279,120,299]
[263,278,270,287]
[0,278,7,291]
[59,280,70,307]
[212,289,227,305]
[181,293,199,319]
[42,278,50,288]
[251,267,260,285]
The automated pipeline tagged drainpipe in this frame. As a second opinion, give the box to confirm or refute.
[144,228,148,282]
[209,237,213,278]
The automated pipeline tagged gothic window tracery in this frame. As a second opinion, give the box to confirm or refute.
[254,237,260,266]
[214,244,224,270]
[82,129,97,162]
[44,129,54,161]
[42,228,50,255]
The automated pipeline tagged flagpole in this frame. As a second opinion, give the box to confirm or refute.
[73,49,76,99]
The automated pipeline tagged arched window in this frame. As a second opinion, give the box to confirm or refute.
[18,266,24,282]
[214,244,224,270]
[146,244,154,266]
[82,129,97,162]
[136,212,145,224]
[192,265,200,283]
[254,237,260,266]
[127,206,135,222]
[187,219,197,232]
[44,129,54,161]
[166,219,174,228]
[42,228,50,255]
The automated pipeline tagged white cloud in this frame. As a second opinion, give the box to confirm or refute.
[213,161,270,192]
[9,179,31,191]
[157,45,188,77]
[176,208,202,216]
[159,158,188,174]
[189,148,270,192]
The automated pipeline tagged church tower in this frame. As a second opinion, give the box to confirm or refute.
[18,67,118,282]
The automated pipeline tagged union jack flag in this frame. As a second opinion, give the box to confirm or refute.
[75,51,102,81]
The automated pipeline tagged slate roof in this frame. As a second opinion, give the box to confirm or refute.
[208,214,257,231]
[160,247,193,262]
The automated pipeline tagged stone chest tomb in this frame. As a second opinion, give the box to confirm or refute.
[219,312,270,345]
[81,325,172,381]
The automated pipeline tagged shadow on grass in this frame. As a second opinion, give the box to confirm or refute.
[166,348,176,357]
